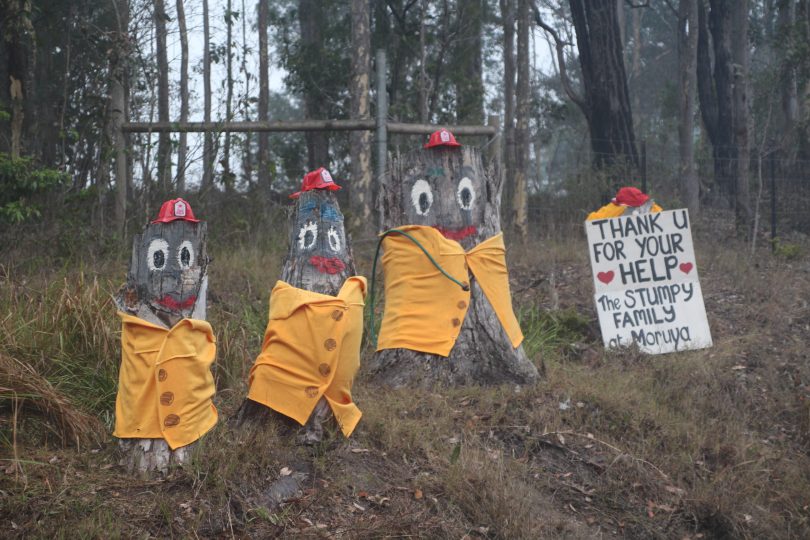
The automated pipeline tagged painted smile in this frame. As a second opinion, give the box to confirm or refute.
[434,225,478,241]
[156,294,197,310]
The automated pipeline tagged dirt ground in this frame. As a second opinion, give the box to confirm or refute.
[2,218,810,539]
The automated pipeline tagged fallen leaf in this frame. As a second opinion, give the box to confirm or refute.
[414,488,423,500]
[353,502,366,512]
[557,433,566,445]
[350,448,370,454]
[665,485,686,496]
[280,467,292,476]
[357,491,368,498]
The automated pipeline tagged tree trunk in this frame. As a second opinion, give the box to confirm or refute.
[223,0,235,194]
[299,0,329,168]
[236,189,357,443]
[112,0,129,234]
[154,0,171,196]
[6,0,35,159]
[202,0,214,195]
[176,0,189,195]
[240,0,252,188]
[512,0,530,239]
[369,146,540,388]
[731,0,751,236]
[258,0,270,198]
[350,0,372,225]
[500,0,517,230]
[116,217,210,475]
[454,0,485,124]
[678,0,699,214]
[418,0,429,123]
[568,0,639,173]
[777,0,799,141]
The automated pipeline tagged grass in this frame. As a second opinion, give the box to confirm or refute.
[1,216,810,538]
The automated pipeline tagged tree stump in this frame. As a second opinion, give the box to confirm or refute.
[368,145,541,388]
[115,200,213,475]
[236,187,358,445]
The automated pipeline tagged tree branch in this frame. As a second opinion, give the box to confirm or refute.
[531,2,587,116]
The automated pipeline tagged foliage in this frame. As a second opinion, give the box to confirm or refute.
[0,153,67,223]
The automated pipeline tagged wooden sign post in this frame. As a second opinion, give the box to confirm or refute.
[368,142,540,387]
[114,199,215,475]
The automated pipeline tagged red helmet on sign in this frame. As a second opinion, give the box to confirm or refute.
[611,187,650,207]
[151,198,200,223]
[424,128,462,149]
[289,167,342,199]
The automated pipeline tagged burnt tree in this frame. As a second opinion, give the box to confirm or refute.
[115,204,211,475]
[368,145,540,388]
[236,187,358,444]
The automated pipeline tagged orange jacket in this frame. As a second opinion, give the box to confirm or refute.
[114,313,218,450]
[376,225,523,357]
[248,277,366,437]
[586,202,663,221]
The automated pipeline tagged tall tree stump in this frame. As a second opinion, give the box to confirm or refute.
[115,199,213,475]
[236,183,359,445]
[368,144,540,388]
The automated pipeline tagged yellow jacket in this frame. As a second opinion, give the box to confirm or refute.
[248,277,366,437]
[114,313,218,450]
[376,225,523,357]
[586,202,663,221]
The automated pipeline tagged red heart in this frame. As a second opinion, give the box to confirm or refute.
[679,262,693,274]
[597,271,615,284]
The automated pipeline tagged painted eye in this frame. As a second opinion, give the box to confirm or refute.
[298,221,318,250]
[147,239,169,271]
[410,179,433,216]
[327,226,342,252]
[177,240,194,269]
[457,177,476,211]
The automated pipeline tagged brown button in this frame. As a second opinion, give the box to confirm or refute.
[158,369,167,382]
[331,309,344,321]
[164,414,180,427]
[318,363,331,377]
[324,338,337,351]
[160,391,174,406]
[452,318,461,327]
[457,300,467,309]
[305,386,319,398]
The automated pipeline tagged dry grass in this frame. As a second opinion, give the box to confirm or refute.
[1,216,810,538]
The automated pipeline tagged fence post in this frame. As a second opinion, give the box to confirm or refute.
[375,49,388,222]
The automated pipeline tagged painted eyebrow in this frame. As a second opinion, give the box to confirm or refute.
[320,204,342,221]
[300,201,318,213]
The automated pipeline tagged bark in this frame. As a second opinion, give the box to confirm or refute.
[568,0,639,173]
[176,0,189,194]
[6,0,35,159]
[369,146,540,388]
[258,0,270,197]
[455,0,485,124]
[240,0,252,187]
[731,0,751,235]
[777,0,798,139]
[512,0,529,239]
[350,0,373,225]
[154,0,171,196]
[202,0,214,194]
[223,0,235,193]
[678,0,699,214]
[299,0,329,168]
[418,0,429,123]
[500,0,517,228]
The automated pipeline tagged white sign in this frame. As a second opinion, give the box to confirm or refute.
[585,209,712,354]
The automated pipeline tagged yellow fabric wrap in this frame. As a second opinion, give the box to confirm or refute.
[586,202,663,221]
[376,225,524,357]
[114,313,218,450]
[248,277,366,437]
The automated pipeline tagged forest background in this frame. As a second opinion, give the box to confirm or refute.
[3,1,810,538]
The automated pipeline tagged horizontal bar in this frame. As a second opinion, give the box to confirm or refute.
[121,120,497,136]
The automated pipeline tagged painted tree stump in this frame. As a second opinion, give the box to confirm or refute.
[236,179,359,445]
[368,143,541,388]
[115,199,214,476]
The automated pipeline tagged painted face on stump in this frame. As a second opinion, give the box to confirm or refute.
[129,220,208,323]
[402,148,486,245]
[292,190,349,277]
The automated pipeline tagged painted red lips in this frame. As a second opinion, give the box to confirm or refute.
[434,225,478,241]
[309,255,346,274]
[156,294,197,310]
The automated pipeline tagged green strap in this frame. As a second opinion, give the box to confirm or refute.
[367,228,470,346]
